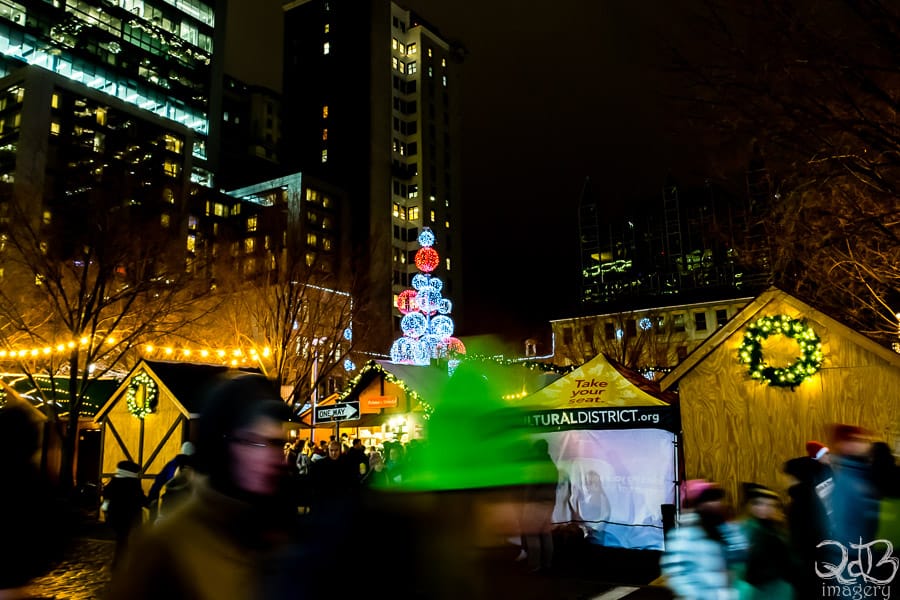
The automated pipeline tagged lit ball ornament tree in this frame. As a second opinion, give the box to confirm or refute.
[390,227,466,370]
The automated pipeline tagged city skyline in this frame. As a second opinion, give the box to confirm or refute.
[225,1,720,347]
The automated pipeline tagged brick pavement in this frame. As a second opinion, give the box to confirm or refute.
[30,537,114,600]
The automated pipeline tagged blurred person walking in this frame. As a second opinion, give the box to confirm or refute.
[107,373,298,600]
[0,403,70,599]
[101,459,147,568]
[828,424,879,546]
[520,438,559,573]
[782,457,831,600]
[736,484,794,600]
[660,479,748,600]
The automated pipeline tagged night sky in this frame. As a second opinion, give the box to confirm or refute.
[225,1,709,347]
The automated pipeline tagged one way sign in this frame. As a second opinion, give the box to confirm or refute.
[315,401,360,423]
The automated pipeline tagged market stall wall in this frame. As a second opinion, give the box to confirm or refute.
[662,289,900,505]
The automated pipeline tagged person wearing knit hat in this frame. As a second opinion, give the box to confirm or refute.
[661,479,747,599]
[101,460,147,568]
[805,440,829,463]
[738,483,793,599]
[146,441,198,518]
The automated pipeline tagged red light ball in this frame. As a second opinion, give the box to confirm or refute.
[415,247,440,273]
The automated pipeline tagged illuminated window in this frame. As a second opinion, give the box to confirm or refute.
[392,37,399,50]
[214,203,227,217]
[163,188,175,204]
[244,237,256,253]
[324,23,330,33]
[306,188,318,202]
[96,107,106,126]
[322,128,328,141]
[232,203,241,216]
[164,134,182,153]
[188,216,198,229]
[160,213,170,228]
[307,232,317,246]
[306,252,316,266]
[322,217,332,229]
[15,88,23,103]
[429,210,435,222]
[51,93,59,109]
[322,105,329,118]
[445,258,451,270]
[247,216,257,232]
[50,121,60,135]
[407,43,417,55]
[441,58,446,67]
[322,237,332,251]
[408,206,420,220]
[444,220,450,229]
[205,201,211,216]
[392,56,399,71]
[321,149,328,163]
[186,235,196,252]
[42,211,51,225]
[322,195,332,208]
[323,42,330,54]
[407,61,417,75]
[442,75,447,87]
[163,160,180,177]
[392,203,400,218]
[428,48,433,57]
[398,62,406,74]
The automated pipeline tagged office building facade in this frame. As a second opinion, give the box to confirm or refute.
[0,0,225,185]
[282,0,463,351]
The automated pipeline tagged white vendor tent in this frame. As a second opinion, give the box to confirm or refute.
[523,353,680,550]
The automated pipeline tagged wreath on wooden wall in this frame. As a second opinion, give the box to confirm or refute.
[126,371,158,418]
[737,315,823,389]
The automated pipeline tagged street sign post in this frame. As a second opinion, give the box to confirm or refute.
[314,401,360,423]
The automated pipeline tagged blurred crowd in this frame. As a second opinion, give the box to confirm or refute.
[661,425,900,600]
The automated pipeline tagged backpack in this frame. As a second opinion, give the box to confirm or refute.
[296,452,311,476]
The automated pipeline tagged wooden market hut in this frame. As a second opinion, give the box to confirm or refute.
[93,359,259,492]
[659,287,900,504]
[0,373,117,485]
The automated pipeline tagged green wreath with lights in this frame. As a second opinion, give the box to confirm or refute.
[738,315,823,389]
[126,371,158,418]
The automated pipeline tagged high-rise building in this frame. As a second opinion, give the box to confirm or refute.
[0,0,225,185]
[282,0,464,352]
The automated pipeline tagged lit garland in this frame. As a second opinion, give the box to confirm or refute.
[126,371,158,419]
[338,361,434,419]
[737,315,823,389]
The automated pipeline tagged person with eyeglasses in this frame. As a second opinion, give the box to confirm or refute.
[108,373,299,600]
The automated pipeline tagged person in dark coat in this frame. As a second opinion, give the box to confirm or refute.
[107,373,298,600]
[102,459,147,568]
[783,456,831,599]
[0,403,70,596]
[738,483,794,599]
